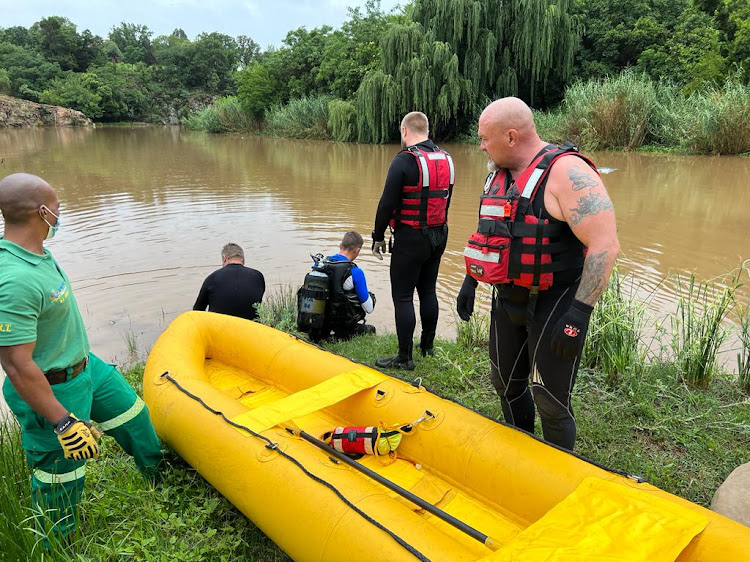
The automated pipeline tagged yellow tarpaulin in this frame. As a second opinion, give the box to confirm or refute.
[230,367,386,433]
[483,477,709,561]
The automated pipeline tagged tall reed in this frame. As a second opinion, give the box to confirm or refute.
[256,285,299,334]
[737,304,750,393]
[560,70,660,150]
[181,96,255,133]
[581,267,647,383]
[264,95,332,140]
[670,272,739,388]
[682,76,750,155]
[456,311,490,350]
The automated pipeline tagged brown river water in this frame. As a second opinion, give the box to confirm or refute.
[0,126,748,407]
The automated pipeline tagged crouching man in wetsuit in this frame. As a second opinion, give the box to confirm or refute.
[458,98,620,450]
[321,231,376,340]
[0,173,164,541]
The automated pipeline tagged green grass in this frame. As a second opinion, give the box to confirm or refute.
[263,95,332,140]
[182,96,255,133]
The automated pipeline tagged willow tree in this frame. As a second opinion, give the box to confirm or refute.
[356,0,581,142]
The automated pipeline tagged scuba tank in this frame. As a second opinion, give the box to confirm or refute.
[297,254,329,333]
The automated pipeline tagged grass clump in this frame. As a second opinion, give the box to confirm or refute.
[561,70,660,150]
[670,272,739,389]
[264,94,332,140]
[256,285,300,334]
[681,76,750,155]
[182,96,255,133]
[581,267,647,383]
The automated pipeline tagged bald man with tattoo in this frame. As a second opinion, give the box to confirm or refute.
[457,97,619,450]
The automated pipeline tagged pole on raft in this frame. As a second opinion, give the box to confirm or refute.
[286,427,498,550]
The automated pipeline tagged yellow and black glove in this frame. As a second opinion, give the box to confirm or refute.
[54,413,102,461]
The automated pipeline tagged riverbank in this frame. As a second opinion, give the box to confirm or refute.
[183,72,750,156]
[2,315,748,559]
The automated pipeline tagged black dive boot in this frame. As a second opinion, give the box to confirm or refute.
[419,331,435,357]
[376,343,414,370]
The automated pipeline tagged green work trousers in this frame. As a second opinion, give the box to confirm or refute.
[4,352,163,538]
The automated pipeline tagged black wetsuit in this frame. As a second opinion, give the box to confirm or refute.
[488,153,586,450]
[193,263,265,320]
[374,140,450,356]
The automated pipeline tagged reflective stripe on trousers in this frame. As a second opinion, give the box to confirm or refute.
[98,396,146,431]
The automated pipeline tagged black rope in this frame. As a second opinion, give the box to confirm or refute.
[159,371,431,562]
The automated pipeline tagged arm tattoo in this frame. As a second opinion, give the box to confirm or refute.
[567,165,599,191]
[577,250,608,305]
[569,192,614,225]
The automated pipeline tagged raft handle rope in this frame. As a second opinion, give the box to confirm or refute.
[158,371,431,562]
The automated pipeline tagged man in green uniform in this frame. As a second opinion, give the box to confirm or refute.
[0,173,163,540]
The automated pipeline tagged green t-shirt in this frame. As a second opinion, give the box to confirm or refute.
[0,238,90,372]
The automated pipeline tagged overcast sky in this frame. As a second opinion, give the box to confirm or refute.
[1,0,404,48]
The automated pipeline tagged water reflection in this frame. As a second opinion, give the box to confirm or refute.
[0,127,747,371]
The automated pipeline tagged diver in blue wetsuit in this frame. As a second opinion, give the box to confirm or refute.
[298,231,376,341]
[323,231,376,340]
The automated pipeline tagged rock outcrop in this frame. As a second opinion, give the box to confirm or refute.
[0,94,93,128]
[712,462,750,527]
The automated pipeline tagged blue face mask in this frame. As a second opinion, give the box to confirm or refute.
[40,205,61,240]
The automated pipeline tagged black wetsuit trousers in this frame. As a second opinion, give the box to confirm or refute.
[390,226,447,356]
[489,283,581,450]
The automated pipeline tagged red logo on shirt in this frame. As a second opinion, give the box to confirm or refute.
[563,325,579,338]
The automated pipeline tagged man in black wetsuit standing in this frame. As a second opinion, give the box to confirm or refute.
[371,112,455,370]
[193,243,265,320]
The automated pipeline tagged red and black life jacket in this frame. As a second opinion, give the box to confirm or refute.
[464,142,597,290]
[390,145,455,229]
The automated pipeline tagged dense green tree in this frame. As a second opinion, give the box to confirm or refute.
[152,30,192,89]
[0,68,11,94]
[262,26,333,101]
[0,26,32,48]
[573,0,688,79]
[638,7,727,91]
[237,62,276,120]
[721,0,750,74]
[0,42,63,100]
[185,32,238,93]
[356,0,581,142]
[237,35,260,69]
[29,17,82,71]
[90,63,156,121]
[39,71,108,118]
[316,0,394,99]
[109,23,155,65]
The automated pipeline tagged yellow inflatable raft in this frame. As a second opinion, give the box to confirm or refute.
[143,312,750,561]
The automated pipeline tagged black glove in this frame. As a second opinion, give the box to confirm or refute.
[456,275,478,321]
[550,299,594,360]
[371,230,386,260]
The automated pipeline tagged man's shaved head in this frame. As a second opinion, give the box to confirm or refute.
[477,97,544,173]
[0,173,57,225]
[479,97,536,137]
